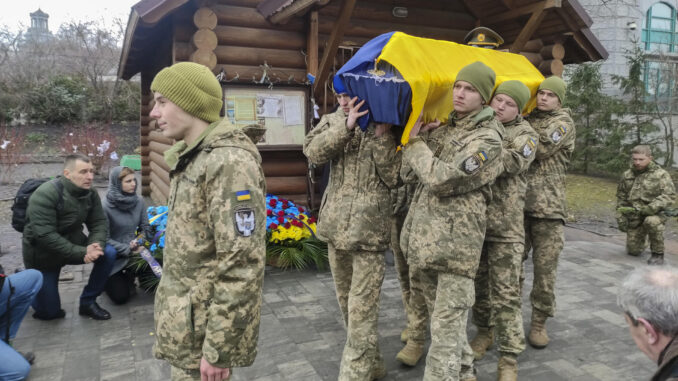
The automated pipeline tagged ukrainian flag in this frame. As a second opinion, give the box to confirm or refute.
[236,190,251,201]
[334,31,545,146]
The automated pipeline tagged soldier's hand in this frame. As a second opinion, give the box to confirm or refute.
[346,97,368,131]
[200,357,230,381]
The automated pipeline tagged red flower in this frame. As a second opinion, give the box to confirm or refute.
[298,214,306,220]
[266,209,272,216]
[277,210,284,217]
[277,217,284,224]
[284,222,291,229]
[269,223,278,230]
[299,207,305,213]
[308,217,316,224]
[269,199,277,207]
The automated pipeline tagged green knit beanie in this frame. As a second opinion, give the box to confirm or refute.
[455,61,496,103]
[151,62,223,123]
[538,76,566,104]
[494,80,531,112]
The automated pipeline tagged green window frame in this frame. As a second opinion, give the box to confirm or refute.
[642,2,677,53]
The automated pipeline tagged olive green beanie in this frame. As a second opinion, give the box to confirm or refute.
[538,76,566,103]
[455,61,496,102]
[151,62,223,123]
[494,80,531,112]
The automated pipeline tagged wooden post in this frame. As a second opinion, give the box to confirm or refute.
[509,6,548,53]
[313,0,357,98]
[307,10,318,78]
[192,7,218,70]
[540,43,565,60]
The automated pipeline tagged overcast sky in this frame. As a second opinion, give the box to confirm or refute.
[1,0,139,33]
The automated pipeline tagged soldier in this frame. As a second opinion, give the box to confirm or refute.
[464,27,505,49]
[392,182,430,367]
[400,61,504,380]
[470,80,538,380]
[616,145,676,265]
[523,76,575,349]
[303,85,401,380]
[149,62,266,381]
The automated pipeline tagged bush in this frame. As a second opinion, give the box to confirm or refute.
[25,75,90,124]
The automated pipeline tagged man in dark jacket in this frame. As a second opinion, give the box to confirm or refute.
[23,153,114,320]
[619,266,678,381]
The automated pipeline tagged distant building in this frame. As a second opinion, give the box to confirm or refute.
[24,8,52,42]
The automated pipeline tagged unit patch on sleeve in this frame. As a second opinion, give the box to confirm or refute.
[462,151,487,174]
[234,207,255,237]
[551,125,567,143]
[235,190,251,201]
[523,137,536,158]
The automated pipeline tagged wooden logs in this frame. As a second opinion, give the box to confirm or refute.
[262,160,307,177]
[191,48,218,69]
[194,7,217,29]
[213,25,305,50]
[193,29,218,50]
[522,39,544,53]
[141,165,151,176]
[149,141,172,156]
[150,171,170,199]
[520,52,543,67]
[141,185,151,195]
[141,136,150,146]
[539,59,564,76]
[142,175,150,186]
[540,43,565,60]
[150,151,170,172]
[266,176,307,195]
[150,161,170,185]
[211,5,305,32]
[149,130,174,146]
[141,126,152,135]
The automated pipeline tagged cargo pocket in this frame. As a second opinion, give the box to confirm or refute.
[154,293,194,356]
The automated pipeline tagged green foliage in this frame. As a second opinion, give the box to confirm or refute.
[128,249,163,292]
[25,75,89,124]
[266,237,328,270]
[24,132,49,144]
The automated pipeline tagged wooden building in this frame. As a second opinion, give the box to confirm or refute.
[118,0,607,206]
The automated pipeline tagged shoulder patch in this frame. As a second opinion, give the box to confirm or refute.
[235,190,251,201]
[462,151,487,174]
[522,138,536,158]
[234,206,255,237]
[551,125,567,143]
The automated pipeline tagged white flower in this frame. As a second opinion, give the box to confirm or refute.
[97,140,111,155]
[72,145,78,152]
[0,140,10,150]
[69,132,73,136]
[110,151,119,160]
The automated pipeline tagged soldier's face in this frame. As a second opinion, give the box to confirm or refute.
[64,160,94,190]
[632,153,652,170]
[336,93,350,114]
[536,89,560,111]
[490,93,520,123]
[453,81,484,116]
[150,93,195,141]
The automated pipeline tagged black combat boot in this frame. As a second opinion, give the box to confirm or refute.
[648,252,665,265]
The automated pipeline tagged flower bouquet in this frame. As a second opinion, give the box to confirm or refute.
[266,194,328,270]
[128,206,167,292]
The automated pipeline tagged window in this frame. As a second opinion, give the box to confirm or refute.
[644,60,678,110]
[643,2,677,52]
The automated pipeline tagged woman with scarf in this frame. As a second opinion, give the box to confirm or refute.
[102,166,152,304]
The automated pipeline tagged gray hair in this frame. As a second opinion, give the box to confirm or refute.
[618,266,678,336]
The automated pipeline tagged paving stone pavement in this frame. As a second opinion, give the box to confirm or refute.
[6,229,666,381]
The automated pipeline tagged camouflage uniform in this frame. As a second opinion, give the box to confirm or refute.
[473,116,537,355]
[523,107,575,317]
[401,107,504,380]
[616,161,675,255]
[153,120,266,378]
[303,108,400,380]
[391,183,429,345]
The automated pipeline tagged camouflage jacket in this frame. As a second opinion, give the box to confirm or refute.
[400,107,504,278]
[303,108,401,252]
[524,107,575,221]
[153,120,266,370]
[486,116,538,242]
[617,161,675,216]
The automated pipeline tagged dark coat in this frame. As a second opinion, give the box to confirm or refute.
[653,337,678,381]
[22,176,107,271]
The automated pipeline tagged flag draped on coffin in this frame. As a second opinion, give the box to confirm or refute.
[333,31,545,146]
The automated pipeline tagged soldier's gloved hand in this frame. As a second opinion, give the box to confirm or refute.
[617,206,637,215]
[639,206,654,216]
[617,217,628,233]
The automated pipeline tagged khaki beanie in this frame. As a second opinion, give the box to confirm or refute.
[538,76,566,103]
[493,80,531,112]
[455,61,496,103]
[151,62,223,123]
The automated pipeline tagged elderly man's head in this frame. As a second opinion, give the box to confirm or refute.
[618,266,678,362]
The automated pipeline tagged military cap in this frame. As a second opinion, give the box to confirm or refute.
[464,27,504,49]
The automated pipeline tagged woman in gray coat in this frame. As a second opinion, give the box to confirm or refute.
[102,166,151,304]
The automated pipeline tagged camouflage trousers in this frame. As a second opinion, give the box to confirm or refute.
[328,244,385,381]
[391,215,429,344]
[626,215,665,255]
[472,241,526,355]
[413,269,475,381]
[522,217,564,317]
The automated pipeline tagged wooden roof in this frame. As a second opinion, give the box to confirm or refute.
[118,0,608,80]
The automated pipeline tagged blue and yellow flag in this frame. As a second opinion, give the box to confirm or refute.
[334,32,545,146]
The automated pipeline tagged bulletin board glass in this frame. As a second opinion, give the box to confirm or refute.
[222,85,308,147]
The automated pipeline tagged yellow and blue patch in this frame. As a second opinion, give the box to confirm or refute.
[236,190,251,201]
[477,151,488,162]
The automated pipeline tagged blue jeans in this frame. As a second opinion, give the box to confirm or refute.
[32,246,116,317]
[0,269,43,381]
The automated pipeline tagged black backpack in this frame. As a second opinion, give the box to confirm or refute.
[11,178,64,232]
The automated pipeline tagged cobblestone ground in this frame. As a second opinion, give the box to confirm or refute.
[0,174,668,380]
